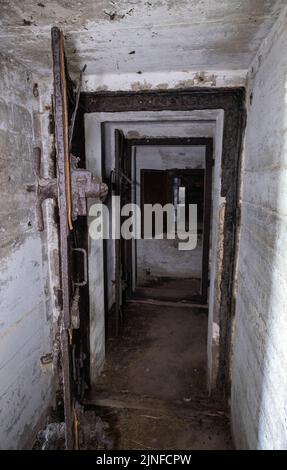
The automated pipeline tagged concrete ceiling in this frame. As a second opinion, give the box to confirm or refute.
[0,0,285,76]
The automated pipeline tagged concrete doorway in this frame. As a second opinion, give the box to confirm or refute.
[84,90,245,398]
[82,90,244,449]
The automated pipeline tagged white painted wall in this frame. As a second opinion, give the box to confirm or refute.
[85,118,106,384]
[0,54,55,449]
[231,5,287,449]
[82,70,247,93]
[207,111,224,393]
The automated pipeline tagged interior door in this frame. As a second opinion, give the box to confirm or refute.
[51,27,108,449]
[125,138,212,305]
[51,26,75,450]
[114,129,131,334]
[140,169,172,237]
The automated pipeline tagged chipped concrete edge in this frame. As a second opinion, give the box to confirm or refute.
[81,70,247,93]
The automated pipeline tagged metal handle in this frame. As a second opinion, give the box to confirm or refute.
[72,248,88,286]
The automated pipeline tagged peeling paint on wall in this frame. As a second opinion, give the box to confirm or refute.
[82,70,247,93]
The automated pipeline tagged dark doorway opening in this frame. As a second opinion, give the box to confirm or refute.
[138,168,204,301]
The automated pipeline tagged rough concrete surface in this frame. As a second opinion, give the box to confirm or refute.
[135,278,201,302]
[0,52,54,449]
[231,5,287,450]
[0,1,285,77]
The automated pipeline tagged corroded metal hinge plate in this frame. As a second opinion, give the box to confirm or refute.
[71,167,108,219]
[28,147,108,231]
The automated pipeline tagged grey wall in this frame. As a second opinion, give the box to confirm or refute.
[0,54,54,449]
[231,6,287,449]
[135,145,205,283]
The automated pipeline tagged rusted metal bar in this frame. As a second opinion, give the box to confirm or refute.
[71,168,108,219]
[51,25,74,450]
[51,26,109,450]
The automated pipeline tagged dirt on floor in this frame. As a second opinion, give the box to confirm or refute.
[87,302,233,450]
[136,277,201,302]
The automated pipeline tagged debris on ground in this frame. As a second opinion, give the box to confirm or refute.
[33,408,114,450]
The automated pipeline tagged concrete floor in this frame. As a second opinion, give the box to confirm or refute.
[135,277,201,302]
[91,302,233,450]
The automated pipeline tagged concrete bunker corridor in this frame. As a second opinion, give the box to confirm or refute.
[69,89,245,450]
[1,1,287,452]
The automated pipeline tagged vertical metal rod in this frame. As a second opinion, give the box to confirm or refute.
[51,26,74,450]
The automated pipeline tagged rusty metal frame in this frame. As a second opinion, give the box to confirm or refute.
[114,129,126,335]
[51,26,74,449]
[51,28,109,449]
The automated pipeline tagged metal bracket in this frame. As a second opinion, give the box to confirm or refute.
[71,168,108,220]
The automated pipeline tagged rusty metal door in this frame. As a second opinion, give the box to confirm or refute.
[49,27,107,449]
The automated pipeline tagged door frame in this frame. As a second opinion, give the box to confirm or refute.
[124,137,213,305]
[81,89,246,397]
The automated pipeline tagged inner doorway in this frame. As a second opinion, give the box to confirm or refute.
[115,137,212,312]
[138,168,204,301]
